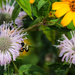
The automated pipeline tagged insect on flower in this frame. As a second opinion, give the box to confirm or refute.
[0,22,27,66]
[19,41,29,52]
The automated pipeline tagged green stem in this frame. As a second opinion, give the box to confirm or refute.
[21,22,43,33]
[45,0,51,18]
[12,61,19,74]
[53,17,62,25]
[45,18,63,27]
[20,14,28,19]
[21,18,63,33]
[65,68,69,75]
[7,64,9,75]
[49,17,62,25]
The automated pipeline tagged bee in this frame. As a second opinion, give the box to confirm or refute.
[19,42,29,52]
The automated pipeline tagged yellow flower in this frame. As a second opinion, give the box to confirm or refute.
[52,0,75,26]
[29,0,35,4]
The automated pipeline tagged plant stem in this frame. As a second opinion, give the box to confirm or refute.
[21,22,43,33]
[45,19,63,27]
[20,14,28,19]
[12,61,19,74]
[45,0,51,18]
[65,68,69,75]
[47,17,62,26]
[21,18,63,33]
[7,64,9,75]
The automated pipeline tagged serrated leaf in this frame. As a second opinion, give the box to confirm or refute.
[16,0,32,19]
[12,4,21,22]
[38,0,48,10]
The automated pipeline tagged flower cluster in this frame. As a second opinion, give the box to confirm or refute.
[0,23,27,66]
[0,0,28,67]
[0,0,26,26]
[56,31,75,65]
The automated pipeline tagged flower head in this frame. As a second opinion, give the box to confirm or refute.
[0,23,27,66]
[0,1,26,26]
[52,0,75,26]
[56,31,75,65]
[29,0,35,4]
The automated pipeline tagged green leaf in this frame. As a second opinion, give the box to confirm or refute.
[0,0,6,7]
[38,0,48,10]
[12,4,21,22]
[16,0,32,19]
[67,21,75,30]
[48,26,71,33]
[30,17,42,26]
[32,0,49,17]
[50,19,63,27]
[19,64,48,75]
[48,63,69,75]
[40,25,55,44]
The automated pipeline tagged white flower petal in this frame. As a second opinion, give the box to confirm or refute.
[0,23,27,66]
[55,31,75,65]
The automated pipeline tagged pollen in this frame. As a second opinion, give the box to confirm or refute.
[0,36,11,51]
[70,0,75,11]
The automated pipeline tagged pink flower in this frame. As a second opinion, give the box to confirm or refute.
[0,0,26,26]
[55,31,75,65]
[0,22,27,66]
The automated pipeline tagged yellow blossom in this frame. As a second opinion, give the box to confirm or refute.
[29,0,35,4]
[52,0,75,26]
